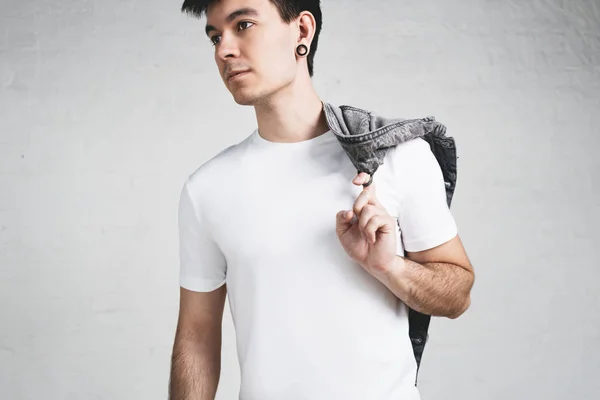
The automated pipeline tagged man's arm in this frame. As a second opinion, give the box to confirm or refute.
[169,284,227,400]
[381,234,474,319]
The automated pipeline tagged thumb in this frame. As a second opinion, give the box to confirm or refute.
[336,210,354,237]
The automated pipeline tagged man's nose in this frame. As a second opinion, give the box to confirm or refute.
[216,34,240,61]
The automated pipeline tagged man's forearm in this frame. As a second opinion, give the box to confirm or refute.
[381,256,474,318]
[169,336,221,400]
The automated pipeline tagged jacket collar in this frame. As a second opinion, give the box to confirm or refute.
[322,102,457,207]
[322,102,446,176]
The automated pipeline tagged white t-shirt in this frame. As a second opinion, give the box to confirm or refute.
[178,128,458,400]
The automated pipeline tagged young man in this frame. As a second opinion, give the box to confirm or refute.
[169,0,475,399]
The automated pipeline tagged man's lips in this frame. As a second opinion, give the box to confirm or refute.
[227,70,251,81]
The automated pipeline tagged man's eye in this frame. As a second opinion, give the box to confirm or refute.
[210,36,221,45]
[238,21,254,31]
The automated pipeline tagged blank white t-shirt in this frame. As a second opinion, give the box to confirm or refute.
[178,128,458,400]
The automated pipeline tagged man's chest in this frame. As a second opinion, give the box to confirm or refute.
[207,167,400,268]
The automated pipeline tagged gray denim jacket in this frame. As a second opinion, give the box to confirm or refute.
[322,102,458,383]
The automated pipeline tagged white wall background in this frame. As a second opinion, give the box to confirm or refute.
[1,0,599,399]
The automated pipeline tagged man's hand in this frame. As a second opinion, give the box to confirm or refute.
[335,172,398,279]
[336,174,474,318]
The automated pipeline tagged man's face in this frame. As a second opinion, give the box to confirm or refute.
[205,0,298,105]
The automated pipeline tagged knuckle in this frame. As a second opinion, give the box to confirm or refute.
[362,205,376,218]
[359,217,368,231]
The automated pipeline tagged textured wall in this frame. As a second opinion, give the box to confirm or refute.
[1,0,599,399]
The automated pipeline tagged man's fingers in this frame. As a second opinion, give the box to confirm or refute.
[357,204,378,237]
[336,210,355,236]
[365,215,394,244]
[358,206,391,244]
[353,189,367,216]
[352,182,380,217]
[336,210,353,223]
[353,173,377,199]
[353,172,372,187]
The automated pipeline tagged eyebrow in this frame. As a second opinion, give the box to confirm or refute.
[205,8,259,36]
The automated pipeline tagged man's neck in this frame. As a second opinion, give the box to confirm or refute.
[253,77,329,144]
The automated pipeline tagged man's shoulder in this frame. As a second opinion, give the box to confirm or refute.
[385,137,434,170]
[186,131,254,186]
[379,136,446,200]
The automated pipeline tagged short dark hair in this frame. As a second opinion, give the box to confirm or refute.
[181,0,323,77]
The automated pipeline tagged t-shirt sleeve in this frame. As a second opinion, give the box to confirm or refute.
[396,139,458,253]
[178,180,227,292]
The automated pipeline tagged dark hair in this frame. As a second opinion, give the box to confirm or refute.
[181,0,322,77]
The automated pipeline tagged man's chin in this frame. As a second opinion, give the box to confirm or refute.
[231,90,263,106]
[232,96,255,106]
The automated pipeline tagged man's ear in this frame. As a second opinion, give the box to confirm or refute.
[296,11,316,44]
